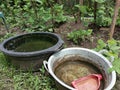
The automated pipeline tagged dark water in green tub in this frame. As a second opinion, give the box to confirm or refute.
[15,40,55,52]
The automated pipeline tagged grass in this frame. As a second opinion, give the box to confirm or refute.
[0,52,57,90]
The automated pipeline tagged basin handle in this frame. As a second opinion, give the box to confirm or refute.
[98,49,114,62]
[43,61,49,73]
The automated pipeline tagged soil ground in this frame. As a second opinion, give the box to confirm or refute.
[1,22,120,47]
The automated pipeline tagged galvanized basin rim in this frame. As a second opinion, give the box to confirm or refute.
[47,47,116,90]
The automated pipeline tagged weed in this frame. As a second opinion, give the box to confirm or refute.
[13,67,57,90]
[0,51,57,90]
[67,29,92,44]
[94,39,120,74]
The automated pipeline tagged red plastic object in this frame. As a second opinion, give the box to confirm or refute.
[71,74,102,90]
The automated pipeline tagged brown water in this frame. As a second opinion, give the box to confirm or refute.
[54,55,104,89]
[15,40,55,52]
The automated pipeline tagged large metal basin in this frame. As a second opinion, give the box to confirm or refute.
[44,47,116,90]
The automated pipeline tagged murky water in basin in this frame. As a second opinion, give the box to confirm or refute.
[54,55,104,89]
[15,40,55,52]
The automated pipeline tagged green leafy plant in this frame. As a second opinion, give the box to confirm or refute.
[67,29,92,44]
[52,4,67,23]
[95,1,114,27]
[13,66,56,90]
[94,39,120,74]
[94,39,107,51]
[81,17,94,26]
[0,0,68,32]
[74,5,87,15]
[96,7,112,26]
[94,39,120,59]
[0,0,116,30]
[72,4,88,23]
[0,32,15,42]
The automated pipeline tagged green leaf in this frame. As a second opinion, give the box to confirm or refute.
[96,39,106,50]
[75,5,87,14]
[111,58,120,74]
[67,29,92,44]
[107,39,118,48]
[35,0,43,4]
